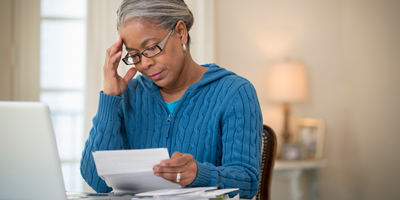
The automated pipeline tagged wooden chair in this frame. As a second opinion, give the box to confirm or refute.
[255,125,277,200]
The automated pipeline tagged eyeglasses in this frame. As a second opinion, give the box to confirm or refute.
[122,29,174,65]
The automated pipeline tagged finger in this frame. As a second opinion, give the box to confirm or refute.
[171,151,183,159]
[160,152,183,167]
[154,165,180,173]
[105,47,112,59]
[157,171,189,185]
[104,46,121,72]
[123,67,137,84]
[154,160,197,187]
[155,155,195,174]
[108,37,123,57]
[155,159,197,174]
[104,47,112,70]
[105,40,122,70]
[167,153,193,167]
[108,50,123,70]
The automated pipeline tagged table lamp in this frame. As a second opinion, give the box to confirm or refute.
[266,59,308,144]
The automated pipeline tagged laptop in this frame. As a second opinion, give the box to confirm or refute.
[0,101,68,200]
[0,101,136,200]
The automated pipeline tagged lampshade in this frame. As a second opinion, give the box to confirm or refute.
[266,60,308,102]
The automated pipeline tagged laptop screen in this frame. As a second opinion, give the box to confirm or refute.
[0,101,67,200]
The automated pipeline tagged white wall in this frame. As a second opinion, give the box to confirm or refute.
[215,0,400,199]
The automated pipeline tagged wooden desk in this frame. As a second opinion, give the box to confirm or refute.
[273,160,326,200]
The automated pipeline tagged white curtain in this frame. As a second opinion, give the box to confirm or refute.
[84,0,127,140]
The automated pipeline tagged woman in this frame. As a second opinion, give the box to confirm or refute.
[80,0,263,198]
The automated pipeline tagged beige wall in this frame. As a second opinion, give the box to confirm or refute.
[0,0,12,101]
[215,0,400,199]
[0,0,41,102]
[341,1,400,199]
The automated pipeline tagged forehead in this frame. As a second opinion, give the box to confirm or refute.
[119,19,167,50]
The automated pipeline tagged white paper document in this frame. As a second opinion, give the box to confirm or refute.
[134,187,218,196]
[92,148,181,194]
[133,187,240,200]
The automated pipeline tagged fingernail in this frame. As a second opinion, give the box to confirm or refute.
[155,166,159,172]
[154,173,159,176]
[161,162,166,167]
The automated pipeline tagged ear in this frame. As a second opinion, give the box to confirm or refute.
[174,20,188,44]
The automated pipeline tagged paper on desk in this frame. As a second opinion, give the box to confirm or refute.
[135,187,239,199]
[170,188,239,198]
[92,148,181,193]
[194,188,239,198]
[135,187,217,196]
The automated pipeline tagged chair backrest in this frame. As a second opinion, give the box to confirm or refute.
[255,125,277,200]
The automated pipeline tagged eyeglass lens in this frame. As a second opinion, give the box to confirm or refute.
[122,29,173,65]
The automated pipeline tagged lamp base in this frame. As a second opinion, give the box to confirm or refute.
[282,102,291,144]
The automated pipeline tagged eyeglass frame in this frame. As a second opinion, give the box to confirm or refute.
[122,28,174,65]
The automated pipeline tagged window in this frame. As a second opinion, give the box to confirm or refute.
[39,0,87,192]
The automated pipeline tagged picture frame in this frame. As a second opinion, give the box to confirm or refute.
[281,143,303,160]
[296,118,325,159]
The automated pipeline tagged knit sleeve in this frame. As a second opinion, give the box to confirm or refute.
[80,92,129,193]
[189,83,263,199]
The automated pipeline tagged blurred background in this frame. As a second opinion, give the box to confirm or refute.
[1,0,399,199]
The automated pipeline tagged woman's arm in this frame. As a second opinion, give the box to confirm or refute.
[81,35,136,192]
[190,82,263,199]
[154,82,262,199]
[80,92,129,193]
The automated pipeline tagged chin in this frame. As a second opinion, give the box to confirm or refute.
[152,79,169,88]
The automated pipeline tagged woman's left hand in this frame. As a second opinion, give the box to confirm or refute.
[153,152,198,187]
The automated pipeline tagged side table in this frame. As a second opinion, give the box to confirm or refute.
[273,159,326,200]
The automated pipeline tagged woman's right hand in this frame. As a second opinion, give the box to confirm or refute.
[103,37,137,96]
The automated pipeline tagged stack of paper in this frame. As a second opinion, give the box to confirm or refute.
[91,148,240,200]
[66,187,240,200]
[132,187,239,200]
[92,148,181,194]
[66,191,132,200]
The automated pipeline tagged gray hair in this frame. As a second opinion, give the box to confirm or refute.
[116,0,194,46]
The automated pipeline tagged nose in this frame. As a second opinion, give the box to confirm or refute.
[140,55,155,70]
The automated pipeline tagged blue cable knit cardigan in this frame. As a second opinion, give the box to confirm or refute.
[80,63,263,199]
